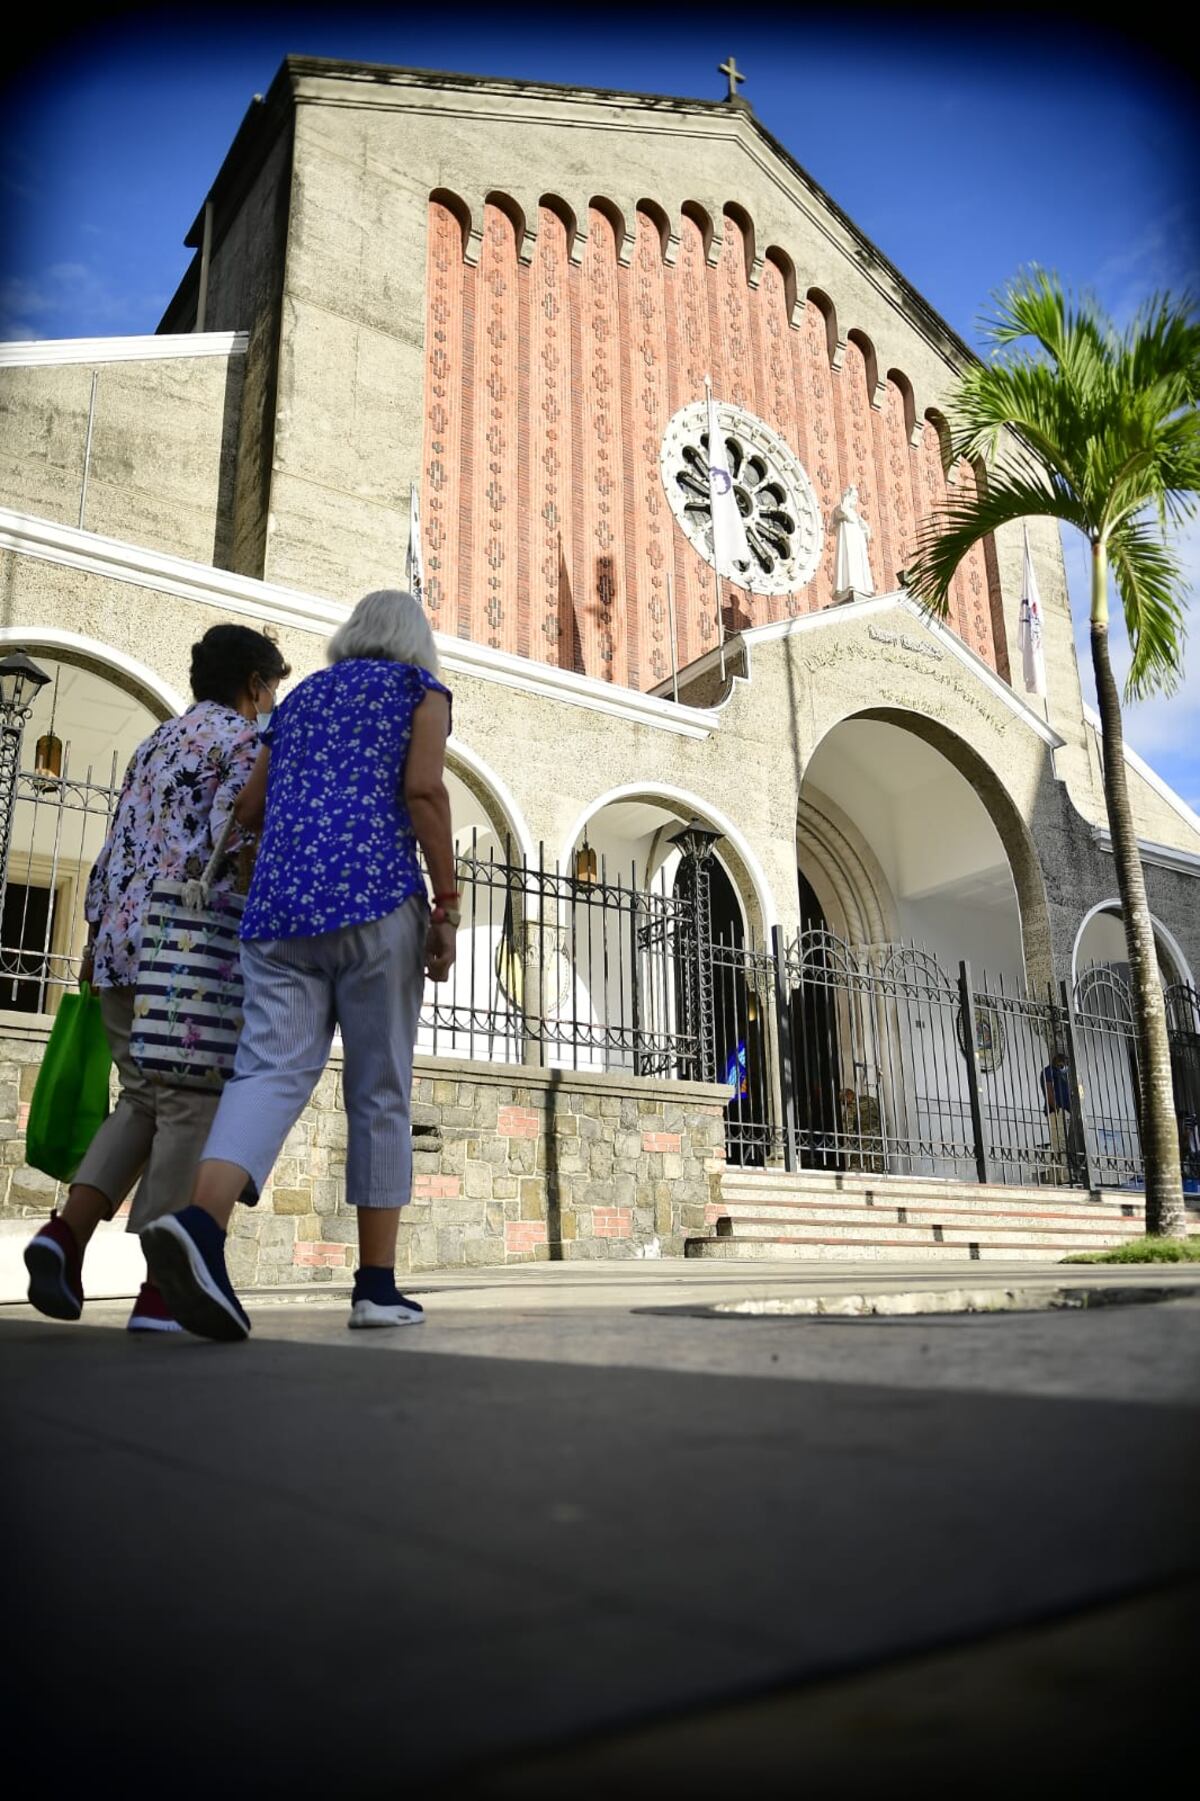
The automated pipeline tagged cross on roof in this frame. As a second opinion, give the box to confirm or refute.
[718,55,745,102]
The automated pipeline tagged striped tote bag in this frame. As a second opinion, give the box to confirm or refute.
[130,813,246,1092]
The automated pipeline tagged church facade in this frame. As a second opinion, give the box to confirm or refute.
[1,56,1197,1287]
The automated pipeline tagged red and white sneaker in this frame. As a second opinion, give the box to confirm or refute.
[24,1213,84,1322]
[127,1281,183,1334]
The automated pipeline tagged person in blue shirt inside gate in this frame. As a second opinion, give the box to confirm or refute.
[1042,1048,1073,1183]
[140,589,459,1342]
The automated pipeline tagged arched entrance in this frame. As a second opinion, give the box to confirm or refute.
[799,714,1026,980]
[416,753,535,1064]
[562,794,772,1157]
[0,649,163,1017]
[1072,902,1199,1191]
[788,712,1041,1182]
[789,870,844,1171]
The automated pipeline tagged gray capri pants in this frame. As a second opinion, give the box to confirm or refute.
[202,898,427,1208]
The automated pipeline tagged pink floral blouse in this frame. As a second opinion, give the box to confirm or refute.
[85,701,258,989]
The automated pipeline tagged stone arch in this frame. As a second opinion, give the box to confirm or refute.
[764,246,798,326]
[559,781,778,939]
[806,287,844,370]
[0,625,183,719]
[635,197,674,264]
[484,190,530,263]
[538,192,581,264]
[588,195,632,266]
[0,631,172,1014]
[429,187,477,264]
[886,367,920,446]
[968,457,1011,680]
[1072,898,1194,988]
[722,202,759,286]
[444,738,536,867]
[807,704,1053,988]
[796,784,899,950]
[680,200,717,265]
[846,328,884,408]
[924,406,954,476]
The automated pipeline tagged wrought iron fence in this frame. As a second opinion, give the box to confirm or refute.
[1,726,1196,1199]
[772,932,1061,1187]
[0,748,124,1015]
[416,837,698,1074]
[1071,962,1144,1190]
[1166,981,1200,1187]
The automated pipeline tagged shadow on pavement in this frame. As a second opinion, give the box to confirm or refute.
[4,1313,1198,1797]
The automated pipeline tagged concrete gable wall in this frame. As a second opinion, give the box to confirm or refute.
[0,351,242,567]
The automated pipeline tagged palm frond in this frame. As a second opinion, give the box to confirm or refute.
[1123,292,1200,404]
[949,361,1093,503]
[903,467,1087,618]
[982,269,1112,394]
[1107,518,1189,699]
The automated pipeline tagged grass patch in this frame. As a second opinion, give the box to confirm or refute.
[1062,1236,1200,1265]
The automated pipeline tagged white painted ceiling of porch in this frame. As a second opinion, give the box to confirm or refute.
[804,718,1018,914]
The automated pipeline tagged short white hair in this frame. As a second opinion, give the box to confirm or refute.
[327,589,439,675]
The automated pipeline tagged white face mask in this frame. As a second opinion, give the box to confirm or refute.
[254,682,276,736]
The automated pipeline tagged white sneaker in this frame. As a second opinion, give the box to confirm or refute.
[348,1292,425,1329]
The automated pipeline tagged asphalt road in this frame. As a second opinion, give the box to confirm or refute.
[5,1263,1199,1797]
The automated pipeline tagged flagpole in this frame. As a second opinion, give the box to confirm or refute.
[704,375,726,681]
[666,569,680,705]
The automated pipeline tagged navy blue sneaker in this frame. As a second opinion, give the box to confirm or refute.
[140,1206,250,1343]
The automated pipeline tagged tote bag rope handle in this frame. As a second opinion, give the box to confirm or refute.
[180,807,238,912]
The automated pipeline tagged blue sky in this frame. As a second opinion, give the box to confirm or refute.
[3,3,1198,808]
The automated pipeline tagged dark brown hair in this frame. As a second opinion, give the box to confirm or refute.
[190,625,290,708]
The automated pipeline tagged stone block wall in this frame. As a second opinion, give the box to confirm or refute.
[0,1022,728,1284]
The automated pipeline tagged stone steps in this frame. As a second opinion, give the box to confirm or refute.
[685,1238,1130,1264]
[711,1214,1146,1249]
[719,1171,1140,1208]
[686,1170,1198,1263]
[714,1198,1144,1231]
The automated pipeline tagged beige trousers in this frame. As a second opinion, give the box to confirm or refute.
[72,987,222,1233]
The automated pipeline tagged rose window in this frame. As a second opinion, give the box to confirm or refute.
[660,400,823,596]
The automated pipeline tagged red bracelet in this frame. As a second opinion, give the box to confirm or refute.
[432,890,461,903]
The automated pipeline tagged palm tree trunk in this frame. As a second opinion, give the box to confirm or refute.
[1090,541,1185,1236]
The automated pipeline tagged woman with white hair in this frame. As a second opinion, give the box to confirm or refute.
[141,590,458,1341]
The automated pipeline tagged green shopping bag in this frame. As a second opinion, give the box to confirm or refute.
[24,982,113,1183]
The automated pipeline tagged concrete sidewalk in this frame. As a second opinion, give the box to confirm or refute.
[5,1259,1199,1796]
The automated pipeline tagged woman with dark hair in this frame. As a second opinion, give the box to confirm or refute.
[23,623,290,1332]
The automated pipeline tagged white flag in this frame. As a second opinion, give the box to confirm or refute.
[1018,524,1047,697]
[706,386,751,578]
[406,482,424,603]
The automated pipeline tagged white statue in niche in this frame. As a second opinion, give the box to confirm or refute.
[832,486,875,600]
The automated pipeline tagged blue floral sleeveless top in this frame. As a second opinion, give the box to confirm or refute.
[241,659,452,941]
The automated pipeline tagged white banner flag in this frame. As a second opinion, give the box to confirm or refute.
[406,482,424,603]
[1017,524,1047,697]
[706,386,750,579]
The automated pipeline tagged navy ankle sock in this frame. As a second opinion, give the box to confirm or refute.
[179,1205,227,1257]
[354,1265,397,1303]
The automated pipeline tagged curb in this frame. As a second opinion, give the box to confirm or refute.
[641,1284,1200,1320]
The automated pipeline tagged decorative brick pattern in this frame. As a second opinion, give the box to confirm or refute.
[421,192,1008,687]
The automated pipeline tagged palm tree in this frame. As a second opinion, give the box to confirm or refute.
[905,273,1199,1237]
